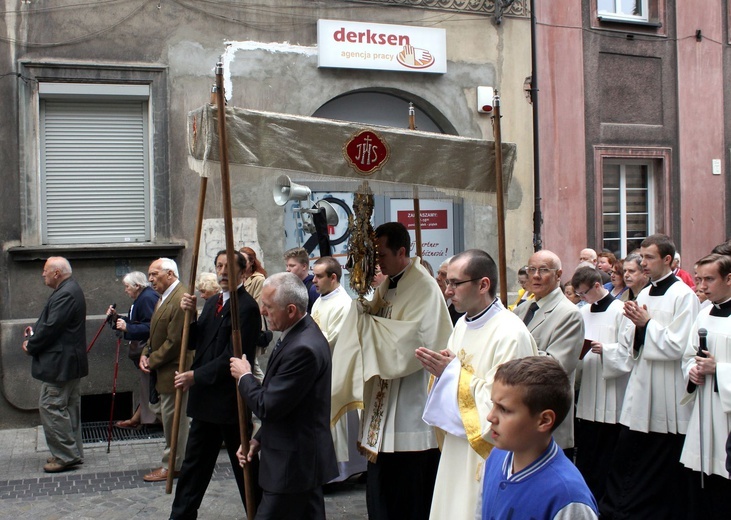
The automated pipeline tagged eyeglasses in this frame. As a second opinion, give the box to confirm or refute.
[526,267,558,276]
[575,284,598,298]
[445,278,481,289]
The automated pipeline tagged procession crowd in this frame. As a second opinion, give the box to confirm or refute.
[20,222,731,519]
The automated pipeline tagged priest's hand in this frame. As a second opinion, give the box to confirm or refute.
[416,347,455,378]
[696,350,716,377]
[623,300,650,327]
[689,364,705,386]
[590,341,603,355]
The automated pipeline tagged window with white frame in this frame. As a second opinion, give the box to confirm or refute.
[597,0,649,22]
[602,160,654,258]
[39,83,151,245]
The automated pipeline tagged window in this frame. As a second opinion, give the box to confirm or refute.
[597,0,649,22]
[602,161,654,257]
[15,62,170,252]
[594,147,671,259]
[39,84,151,244]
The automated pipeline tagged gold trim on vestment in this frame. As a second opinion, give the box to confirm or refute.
[458,364,493,459]
[331,400,364,427]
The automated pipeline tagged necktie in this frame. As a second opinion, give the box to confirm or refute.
[272,338,282,355]
[522,302,539,326]
[215,294,224,317]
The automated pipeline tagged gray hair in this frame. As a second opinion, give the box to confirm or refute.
[196,272,220,293]
[158,258,179,278]
[624,253,642,269]
[123,271,149,289]
[263,272,308,314]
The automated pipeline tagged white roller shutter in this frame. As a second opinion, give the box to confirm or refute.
[40,100,150,244]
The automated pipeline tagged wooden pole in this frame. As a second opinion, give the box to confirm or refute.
[166,170,208,494]
[214,61,257,518]
[408,103,423,259]
[492,92,508,306]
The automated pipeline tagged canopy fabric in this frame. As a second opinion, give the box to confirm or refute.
[187,105,516,202]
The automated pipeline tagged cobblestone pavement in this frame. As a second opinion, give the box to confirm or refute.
[0,427,367,519]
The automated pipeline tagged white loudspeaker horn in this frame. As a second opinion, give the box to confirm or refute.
[313,199,339,227]
[273,175,311,206]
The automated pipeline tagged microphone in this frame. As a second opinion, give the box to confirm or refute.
[687,328,708,393]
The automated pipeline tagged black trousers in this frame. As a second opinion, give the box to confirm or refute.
[170,418,260,520]
[255,487,326,520]
[575,419,621,503]
[599,427,693,520]
[366,448,440,520]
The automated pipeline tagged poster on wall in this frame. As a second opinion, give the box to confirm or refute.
[390,199,454,273]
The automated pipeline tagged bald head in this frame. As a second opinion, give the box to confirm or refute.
[526,250,563,300]
[42,256,72,289]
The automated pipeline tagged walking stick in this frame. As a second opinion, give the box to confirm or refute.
[106,336,122,453]
[165,159,208,495]
[214,61,257,518]
[87,304,115,353]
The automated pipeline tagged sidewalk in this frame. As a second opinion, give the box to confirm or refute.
[0,427,367,519]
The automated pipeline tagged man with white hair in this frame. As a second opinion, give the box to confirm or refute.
[514,249,585,453]
[139,257,192,482]
[231,272,337,518]
[23,256,87,473]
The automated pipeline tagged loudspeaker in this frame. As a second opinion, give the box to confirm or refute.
[313,199,339,227]
[273,175,311,206]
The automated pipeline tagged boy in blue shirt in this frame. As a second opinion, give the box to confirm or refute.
[481,356,598,520]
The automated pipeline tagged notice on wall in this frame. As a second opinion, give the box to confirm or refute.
[390,199,454,272]
[317,19,447,74]
[200,218,261,275]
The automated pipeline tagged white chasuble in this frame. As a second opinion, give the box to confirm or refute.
[330,257,453,460]
[424,303,537,520]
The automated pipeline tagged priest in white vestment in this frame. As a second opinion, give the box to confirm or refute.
[417,249,537,520]
[331,222,453,519]
[599,235,699,520]
[681,253,731,518]
[311,256,367,482]
[571,266,629,501]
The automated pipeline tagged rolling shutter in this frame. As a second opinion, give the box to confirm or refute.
[40,100,150,244]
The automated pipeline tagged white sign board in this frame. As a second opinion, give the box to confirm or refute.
[317,19,447,74]
[390,199,455,272]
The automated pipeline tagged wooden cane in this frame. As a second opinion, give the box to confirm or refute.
[214,61,257,518]
[165,174,208,494]
[408,103,423,259]
[492,91,508,306]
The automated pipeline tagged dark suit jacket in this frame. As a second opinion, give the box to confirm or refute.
[26,277,88,383]
[148,281,191,394]
[187,285,260,424]
[121,285,159,342]
[238,314,338,493]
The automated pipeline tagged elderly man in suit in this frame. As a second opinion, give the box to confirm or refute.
[23,256,87,473]
[513,250,585,455]
[169,250,262,519]
[139,257,192,482]
[231,272,337,519]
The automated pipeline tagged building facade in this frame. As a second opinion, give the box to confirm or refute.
[0,1,535,427]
